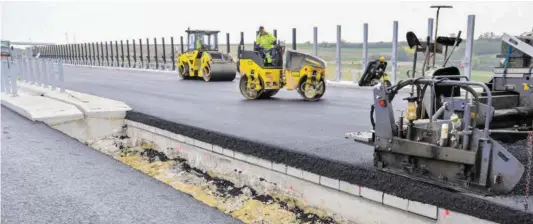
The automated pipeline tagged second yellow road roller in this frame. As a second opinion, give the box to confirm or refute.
[237,41,327,101]
[176,28,236,81]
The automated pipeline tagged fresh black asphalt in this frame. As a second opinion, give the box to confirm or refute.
[1,106,241,224]
[62,66,403,168]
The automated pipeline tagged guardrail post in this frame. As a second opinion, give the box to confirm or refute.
[85,43,89,65]
[336,25,341,82]
[28,58,35,84]
[126,40,130,68]
[146,38,151,69]
[428,18,434,41]
[162,37,166,70]
[96,42,100,66]
[132,39,137,68]
[464,15,475,80]
[139,39,144,68]
[102,42,106,66]
[108,41,113,66]
[171,37,175,70]
[120,40,125,67]
[1,60,7,93]
[391,21,398,85]
[361,23,368,84]
[50,60,56,90]
[59,59,65,93]
[154,37,159,70]
[92,42,96,66]
[226,33,230,54]
[11,60,18,96]
[313,26,318,56]
[180,36,184,53]
[115,41,119,67]
[42,59,48,87]
[292,28,296,50]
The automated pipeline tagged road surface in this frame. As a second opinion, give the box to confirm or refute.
[1,106,241,224]
[63,66,408,168]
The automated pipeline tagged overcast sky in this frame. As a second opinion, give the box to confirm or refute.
[1,0,532,44]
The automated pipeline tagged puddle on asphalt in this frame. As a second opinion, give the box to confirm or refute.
[90,135,347,224]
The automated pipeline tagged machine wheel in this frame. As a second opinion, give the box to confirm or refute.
[179,63,191,80]
[202,66,212,82]
[298,78,326,102]
[239,76,264,100]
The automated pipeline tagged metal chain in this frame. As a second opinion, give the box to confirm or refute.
[525,131,533,210]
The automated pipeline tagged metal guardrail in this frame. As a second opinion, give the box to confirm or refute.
[1,57,65,97]
[61,55,176,72]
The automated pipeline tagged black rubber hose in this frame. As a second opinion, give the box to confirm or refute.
[370,104,376,129]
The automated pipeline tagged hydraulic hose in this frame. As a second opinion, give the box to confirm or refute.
[370,104,376,129]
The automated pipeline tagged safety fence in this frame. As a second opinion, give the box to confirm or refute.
[33,13,477,84]
[1,57,65,97]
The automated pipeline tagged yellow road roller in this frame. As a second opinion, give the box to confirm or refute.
[176,28,236,81]
[237,42,327,101]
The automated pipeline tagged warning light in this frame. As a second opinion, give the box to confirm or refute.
[304,67,308,72]
[378,98,387,107]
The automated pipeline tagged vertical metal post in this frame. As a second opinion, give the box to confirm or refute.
[41,58,47,86]
[154,38,159,69]
[58,59,64,93]
[391,21,398,85]
[361,23,369,84]
[109,41,112,67]
[273,29,277,39]
[10,60,18,96]
[121,40,125,67]
[146,38,151,69]
[171,37,175,70]
[162,37,166,70]
[92,43,96,65]
[139,39,144,68]
[428,18,434,42]
[214,34,218,50]
[115,41,119,67]
[132,39,137,67]
[100,42,105,66]
[28,57,35,84]
[336,25,342,82]
[292,28,296,50]
[226,33,230,53]
[464,15,475,80]
[313,26,318,56]
[126,40,131,68]
[180,36,184,53]
[105,42,109,66]
[96,42,100,66]
[83,43,89,65]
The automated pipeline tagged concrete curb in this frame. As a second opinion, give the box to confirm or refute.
[125,119,499,224]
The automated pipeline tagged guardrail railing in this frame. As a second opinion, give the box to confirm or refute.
[1,57,65,97]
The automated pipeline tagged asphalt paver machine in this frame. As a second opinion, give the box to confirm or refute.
[346,20,533,195]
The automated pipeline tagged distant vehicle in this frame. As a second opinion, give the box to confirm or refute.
[1,40,12,58]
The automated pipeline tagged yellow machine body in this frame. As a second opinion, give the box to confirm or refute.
[238,48,327,101]
[175,29,236,82]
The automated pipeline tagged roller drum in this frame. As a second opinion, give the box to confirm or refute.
[207,62,237,81]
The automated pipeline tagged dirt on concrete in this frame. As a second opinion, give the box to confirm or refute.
[90,135,342,224]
